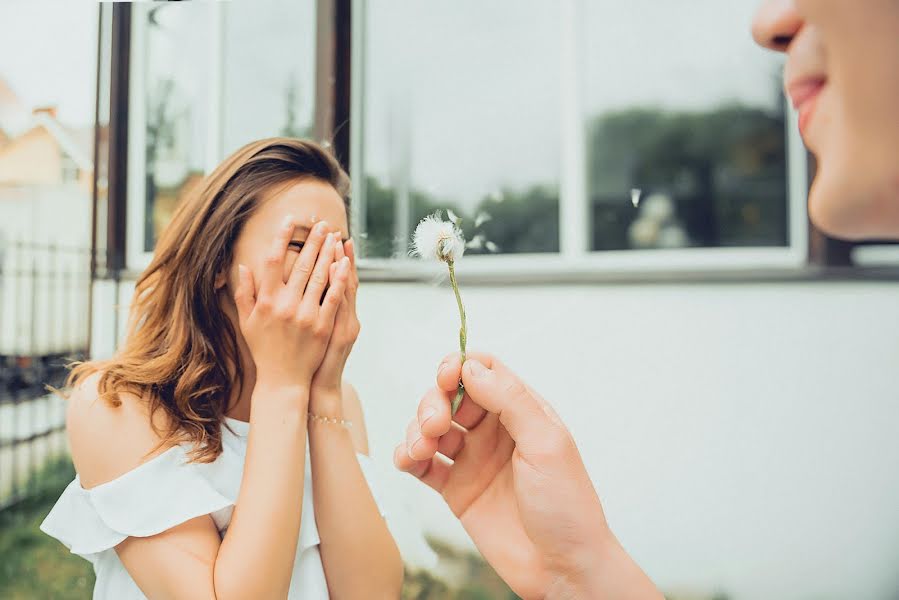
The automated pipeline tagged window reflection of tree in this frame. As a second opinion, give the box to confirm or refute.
[144,5,202,251]
[588,103,788,251]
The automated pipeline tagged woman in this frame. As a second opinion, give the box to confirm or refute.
[41,138,404,599]
[395,1,899,599]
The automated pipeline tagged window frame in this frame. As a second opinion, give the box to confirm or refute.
[109,0,888,284]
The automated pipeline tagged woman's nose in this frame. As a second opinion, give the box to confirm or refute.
[752,0,804,52]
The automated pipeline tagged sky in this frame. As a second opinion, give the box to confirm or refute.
[0,2,98,129]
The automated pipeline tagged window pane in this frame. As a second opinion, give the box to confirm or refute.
[143,3,213,251]
[585,1,789,251]
[361,0,562,258]
[222,0,317,156]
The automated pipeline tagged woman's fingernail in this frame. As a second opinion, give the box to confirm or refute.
[316,220,329,233]
[467,359,487,377]
[283,215,295,230]
[420,407,436,426]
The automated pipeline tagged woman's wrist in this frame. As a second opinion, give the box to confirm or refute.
[250,380,311,416]
[308,385,343,415]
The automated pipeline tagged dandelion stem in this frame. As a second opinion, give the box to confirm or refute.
[447,260,466,415]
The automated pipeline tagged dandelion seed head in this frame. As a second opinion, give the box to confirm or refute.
[412,212,466,262]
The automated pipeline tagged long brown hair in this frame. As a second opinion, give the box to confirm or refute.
[65,138,350,462]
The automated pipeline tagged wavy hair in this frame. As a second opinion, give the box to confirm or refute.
[64,138,350,462]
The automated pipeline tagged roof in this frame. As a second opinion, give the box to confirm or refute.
[32,112,93,170]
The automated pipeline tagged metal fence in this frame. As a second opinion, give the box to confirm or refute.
[0,241,91,511]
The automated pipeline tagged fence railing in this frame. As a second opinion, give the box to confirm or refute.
[0,241,91,511]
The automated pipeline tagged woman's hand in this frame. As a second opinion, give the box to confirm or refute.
[233,215,351,391]
[310,237,360,401]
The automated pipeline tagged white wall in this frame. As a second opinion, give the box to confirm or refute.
[94,278,899,599]
[346,280,899,600]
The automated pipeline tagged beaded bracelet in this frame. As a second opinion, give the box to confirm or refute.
[308,412,353,428]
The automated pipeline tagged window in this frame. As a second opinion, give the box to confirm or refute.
[353,0,808,274]
[127,1,318,269]
[132,1,215,254]
[124,1,809,275]
[221,0,317,157]
[356,0,563,259]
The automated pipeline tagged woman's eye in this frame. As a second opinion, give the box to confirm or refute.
[288,241,305,252]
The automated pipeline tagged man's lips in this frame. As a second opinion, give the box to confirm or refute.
[786,77,826,136]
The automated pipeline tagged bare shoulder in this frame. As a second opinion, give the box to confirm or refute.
[66,371,175,489]
[341,381,369,455]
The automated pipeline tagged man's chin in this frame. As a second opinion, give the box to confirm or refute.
[808,176,899,241]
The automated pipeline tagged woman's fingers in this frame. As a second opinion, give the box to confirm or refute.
[344,239,359,304]
[233,264,256,326]
[301,232,337,307]
[317,257,350,327]
[260,215,296,297]
[345,238,357,269]
[286,221,330,299]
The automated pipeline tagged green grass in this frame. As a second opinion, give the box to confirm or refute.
[0,458,95,600]
[403,538,520,600]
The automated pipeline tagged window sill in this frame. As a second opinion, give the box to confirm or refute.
[358,257,899,286]
[108,255,899,286]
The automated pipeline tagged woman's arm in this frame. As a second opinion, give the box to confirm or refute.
[69,379,310,600]
[71,218,350,599]
[212,383,311,598]
[309,384,403,599]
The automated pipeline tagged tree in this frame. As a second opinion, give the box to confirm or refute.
[587,104,788,249]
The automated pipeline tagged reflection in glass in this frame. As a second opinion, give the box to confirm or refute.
[143,3,212,251]
[222,0,317,156]
[585,0,788,251]
[361,0,562,258]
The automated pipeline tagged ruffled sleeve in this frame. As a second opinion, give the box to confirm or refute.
[40,446,233,565]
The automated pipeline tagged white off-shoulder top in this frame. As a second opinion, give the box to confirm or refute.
[40,417,390,599]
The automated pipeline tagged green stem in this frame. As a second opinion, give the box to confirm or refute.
[447,260,466,415]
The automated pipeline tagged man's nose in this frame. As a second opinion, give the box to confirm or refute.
[752,0,804,52]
